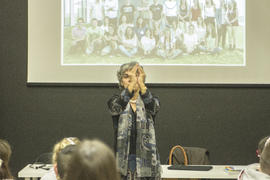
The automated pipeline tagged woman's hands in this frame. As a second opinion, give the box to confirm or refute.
[125,64,147,95]
[127,64,139,93]
[137,65,147,95]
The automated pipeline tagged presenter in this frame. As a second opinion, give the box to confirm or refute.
[108,62,161,180]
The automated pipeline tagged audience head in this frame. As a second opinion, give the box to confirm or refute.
[52,137,80,164]
[64,139,119,180]
[0,139,13,179]
[56,145,77,180]
[260,137,270,175]
[257,136,270,157]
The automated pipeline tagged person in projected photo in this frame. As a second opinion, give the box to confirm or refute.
[171,20,184,50]
[163,0,178,26]
[135,16,147,41]
[149,0,163,31]
[89,0,104,26]
[191,0,202,23]
[195,16,207,52]
[69,18,87,55]
[108,62,161,180]
[118,26,138,58]
[178,0,190,31]
[120,0,136,24]
[218,0,228,49]
[226,0,238,50]
[156,29,182,59]
[101,16,110,34]
[118,14,134,42]
[101,25,118,56]
[85,18,104,55]
[104,0,118,27]
[204,0,217,51]
[183,23,200,54]
[137,0,151,27]
[140,28,156,57]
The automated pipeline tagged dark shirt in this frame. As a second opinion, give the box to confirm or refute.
[121,4,135,23]
[107,88,160,155]
[150,4,163,21]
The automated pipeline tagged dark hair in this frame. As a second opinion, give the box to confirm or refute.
[0,139,13,179]
[125,26,135,39]
[119,14,127,25]
[136,16,145,27]
[64,139,120,180]
[56,145,77,179]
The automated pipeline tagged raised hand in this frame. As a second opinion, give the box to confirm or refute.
[137,65,147,94]
[127,64,139,93]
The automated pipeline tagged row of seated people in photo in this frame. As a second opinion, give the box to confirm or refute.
[78,0,239,52]
[69,12,232,59]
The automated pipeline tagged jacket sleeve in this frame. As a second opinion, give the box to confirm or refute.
[107,88,134,116]
[107,89,134,153]
[141,89,161,118]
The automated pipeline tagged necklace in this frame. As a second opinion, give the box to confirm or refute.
[129,99,137,103]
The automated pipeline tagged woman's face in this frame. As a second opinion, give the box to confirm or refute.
[121,69,139,89]
[127,27,133,35]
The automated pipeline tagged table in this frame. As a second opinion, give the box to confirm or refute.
[18,164,53,180]
[161,165,246,179]
[18,164,246,180]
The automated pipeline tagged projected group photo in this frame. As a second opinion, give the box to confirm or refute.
[62,0,245,65]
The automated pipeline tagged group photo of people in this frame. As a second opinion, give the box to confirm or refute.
[62,0,245,65]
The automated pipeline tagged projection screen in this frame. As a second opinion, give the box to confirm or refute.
[28,0,270,84]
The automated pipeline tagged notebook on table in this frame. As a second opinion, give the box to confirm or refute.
[168,165,213,171]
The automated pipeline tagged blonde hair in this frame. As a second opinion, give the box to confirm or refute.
[52,137,80,164]
[64,139,120,180]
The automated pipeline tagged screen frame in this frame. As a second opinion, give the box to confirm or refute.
[27,0,270,86]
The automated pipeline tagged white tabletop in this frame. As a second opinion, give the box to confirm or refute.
[18,164,245,179]
[161,165,246,179]
[18,164,53,178]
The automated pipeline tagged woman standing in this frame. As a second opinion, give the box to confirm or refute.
[108,62,161,180]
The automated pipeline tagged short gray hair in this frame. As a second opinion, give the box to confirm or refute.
[117,61,145,89]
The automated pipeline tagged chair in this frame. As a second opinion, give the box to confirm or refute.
[166,145,210,180]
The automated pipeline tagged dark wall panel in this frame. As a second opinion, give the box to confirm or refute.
[0,0,270,178]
